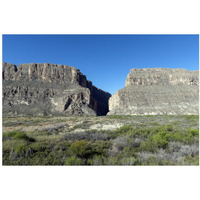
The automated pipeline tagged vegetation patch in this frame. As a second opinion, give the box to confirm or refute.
[2,115,199,165]
[3,131,35,142]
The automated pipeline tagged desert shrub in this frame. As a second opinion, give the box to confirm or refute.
[102,130,118,139]
[139,140,157,152]
[65,156,84,165]
[15,144,27,154]
[150,122,160,126]
[13,132,30,141]
[46,128,59,135]
[132,128,151,138]
[3,131,35,142]
[87,155,104,165]
[128,138,142,148]
[44,152,66,165]
[185,115,199,121]
[137,151,169,165]
[90,141,110,156]
[112,137,127,151]
[120,157,137,165]
[168,142,199,158]
[63,130,108,141]
[187,129,199,137]
[167,141,182,153]
[145,125,195,148]
[45,123,68,135]
[182,132,194,143]
[138,142,199,166]
[3,139,26,151]
[142,156,163,165]
[105,156,119,165]
[114,125,150,138]
[3,115,198,166]
[108,115,131,119]
[184,155,199,165]
[69,140,90,158]
[152,132,169,148]
[170,130,196,144]
[172,132,191,143]
[9,148,18,161]
[166,125,173,132]
[116,125,133,135]
[178,144,199,157]
[108,115,123,119]
[153,125,173,134]
[68,140,110,162]
[146,125,195,148]
[28,142,47,152]
[3,130,19,138]
[121,146,137,156]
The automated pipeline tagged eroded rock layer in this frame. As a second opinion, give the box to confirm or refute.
[108,68,199,115]
[3,62,111,116]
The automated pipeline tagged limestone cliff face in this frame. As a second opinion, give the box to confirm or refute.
[125,68,199,86]
[3,62,111,116]
[108,68,199,115]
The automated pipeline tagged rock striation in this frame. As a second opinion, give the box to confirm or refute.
[108,68,199,115]
[3,62,111,116]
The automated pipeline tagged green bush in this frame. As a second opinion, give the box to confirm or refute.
[87,155,104,165]
[116,125,133,135]
[69,140,110,159]
[153,125,173,134]
[122,146,136,155]
[90,141,110,156]
[3,130,19,138]
[184,155,199,165]
[29,143,46,152]
[69,140,90,158]
[152,131,169,148]
[140,140,157,152]
[120,157,137,165]
[185,115,199,121]
[171,130,194,144]
[105,156,119,165]
[13,132,29,140]
[133,128,151,138]
[171,132,183,142]
[3,131,35,142]
[187,129,199,137]
[15,144,27,154]
[2,116,199,166]
[152,135,168,148]
[65,156,84,165]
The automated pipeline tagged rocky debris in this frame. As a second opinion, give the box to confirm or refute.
[3,62,111,116]
[108,68,199,115]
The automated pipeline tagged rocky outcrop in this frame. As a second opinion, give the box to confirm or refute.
[108,68,199,115]
[3,62,111,116]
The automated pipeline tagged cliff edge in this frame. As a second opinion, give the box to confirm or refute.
[3,62,111,116]
[108,68,199,115]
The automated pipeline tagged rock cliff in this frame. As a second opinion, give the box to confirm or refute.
[3,62,111,116]
[108,68,199,115]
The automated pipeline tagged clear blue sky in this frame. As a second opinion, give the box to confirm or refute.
[3,35,199,94]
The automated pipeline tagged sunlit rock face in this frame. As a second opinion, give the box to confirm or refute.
[108,68,199,115]
[3,62,111,116]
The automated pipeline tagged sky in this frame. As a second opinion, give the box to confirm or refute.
[2,34,199,94]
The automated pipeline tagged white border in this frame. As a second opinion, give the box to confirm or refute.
[0,0,199,200]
